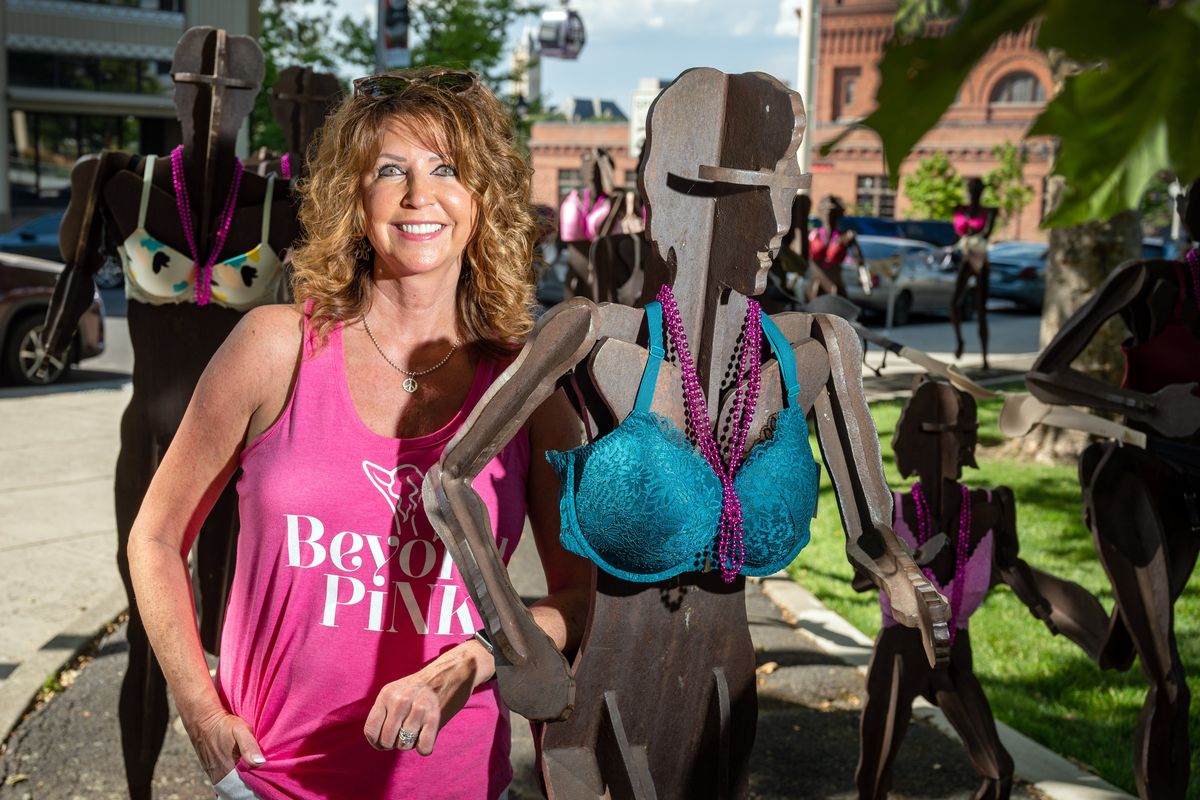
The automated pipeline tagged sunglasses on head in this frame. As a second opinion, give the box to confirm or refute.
[353,70,479,98]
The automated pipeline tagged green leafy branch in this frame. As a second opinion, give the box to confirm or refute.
[822,0,1200,227]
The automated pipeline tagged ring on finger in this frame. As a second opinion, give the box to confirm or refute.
[397,728,418,748]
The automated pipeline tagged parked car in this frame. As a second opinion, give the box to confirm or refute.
[839,215,904,238]
[987,240,1048,311]
[0,211,124,289]
[840,235,965,325]
[897,219,959,248]
[0,252,105,385]
[1141,237,1186,260]
[0,211,64,261]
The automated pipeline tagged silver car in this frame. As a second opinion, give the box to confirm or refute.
[842,236,963,326]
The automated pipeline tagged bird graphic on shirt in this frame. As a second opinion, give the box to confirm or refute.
[362,461,429,541]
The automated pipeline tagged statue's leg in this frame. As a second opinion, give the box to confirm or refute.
[1082,443,1196,799]
[855,626,925,800]
[1079,442,1135,672]
[975,261,989,370]
[114,408,168,800]
[929,631,1013,800]
[949,263,972,360]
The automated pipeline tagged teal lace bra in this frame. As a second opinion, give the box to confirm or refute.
[547,301,820,583]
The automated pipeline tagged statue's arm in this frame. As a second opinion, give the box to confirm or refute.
[990,486,1109,660]
[810,313,950,667]
[1026,260,1199,436]
[42,152,132,361]
[422,298,602,721]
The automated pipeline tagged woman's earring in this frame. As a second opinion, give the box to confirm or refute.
[355,237,373,262]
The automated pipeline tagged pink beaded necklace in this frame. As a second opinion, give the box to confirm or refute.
[910,481,972,646]
[169,144,244,305]
[656,284,762,582]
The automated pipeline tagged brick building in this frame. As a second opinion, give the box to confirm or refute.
[527,120,637,211]
[809,0,1054,241]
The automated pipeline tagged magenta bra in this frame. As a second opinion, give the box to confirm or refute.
[954,208,986,236]
[560,188,612,242]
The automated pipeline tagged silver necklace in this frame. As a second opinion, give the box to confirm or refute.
[361,315,461,393]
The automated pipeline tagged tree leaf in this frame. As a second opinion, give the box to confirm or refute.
[1031,0,1200,225]
[820,0,1047,181]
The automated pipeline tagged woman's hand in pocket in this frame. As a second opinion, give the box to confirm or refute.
[189,709,266,783]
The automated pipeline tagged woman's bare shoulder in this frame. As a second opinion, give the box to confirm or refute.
[210,303,305,389]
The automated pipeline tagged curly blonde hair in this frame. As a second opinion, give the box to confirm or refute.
[289,68,539,356]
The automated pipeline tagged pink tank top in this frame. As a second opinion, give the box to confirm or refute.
[881,489,993,632]
[217,315,529,800]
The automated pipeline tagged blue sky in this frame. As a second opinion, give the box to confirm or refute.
[336,1,803,117]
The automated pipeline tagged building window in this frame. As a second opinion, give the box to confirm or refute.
[989,71,1046,104]
[833,67,861,121]
[557,168,582,204]
[8,110,142,206]
[856,175,895,218]
[7,51,173,95]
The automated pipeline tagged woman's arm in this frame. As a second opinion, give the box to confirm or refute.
[365,389,590,756]
[127,304,301,781]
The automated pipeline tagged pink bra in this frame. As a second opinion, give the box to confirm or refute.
[559,188,612,242]
[954,208,987,236]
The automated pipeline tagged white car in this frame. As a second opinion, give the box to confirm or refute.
[841,235,971,326]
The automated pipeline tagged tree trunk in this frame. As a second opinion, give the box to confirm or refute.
[1039,209,1141,381]
[1028,51,1142,458]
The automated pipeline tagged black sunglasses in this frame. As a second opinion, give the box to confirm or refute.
[353,70,479,98]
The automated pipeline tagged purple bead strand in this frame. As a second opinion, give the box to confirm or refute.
[170,145,245,306]
[910,481,972,646]
[656,284,762,582]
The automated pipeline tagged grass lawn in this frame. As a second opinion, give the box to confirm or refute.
[787,393,1200,798]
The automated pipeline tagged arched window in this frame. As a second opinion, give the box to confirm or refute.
[989,71,1046,104]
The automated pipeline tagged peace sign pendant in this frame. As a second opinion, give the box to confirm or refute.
[403,377,418,393]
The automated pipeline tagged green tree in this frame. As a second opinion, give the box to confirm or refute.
[902,152,961,220]
[821,0,1200,383]
[251,0,375,151]
[983,141,1034,239]
[408,0,543,86]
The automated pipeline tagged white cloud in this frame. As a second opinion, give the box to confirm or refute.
[569,0,789,40]
[773,0,800,37]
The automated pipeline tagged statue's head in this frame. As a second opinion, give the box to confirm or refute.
[640,68,809,296]
[966,176,985,204]
[172,27,264,151]
[270,66,341,157]
[894,377,979,484]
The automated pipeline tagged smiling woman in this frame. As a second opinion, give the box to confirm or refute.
[126,67,590,800]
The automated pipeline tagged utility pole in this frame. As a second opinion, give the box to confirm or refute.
[796,0,819,183]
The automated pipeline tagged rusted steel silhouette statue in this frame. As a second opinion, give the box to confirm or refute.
[805,195,864,300]
[558,147,646,304]
[39,27,299,799]
[425,68,950,799]
[856,378,1107,800]
[1022,179,1200,800]
[245,65,340,179]
[760,192,812,314]
[950,178,998,369]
